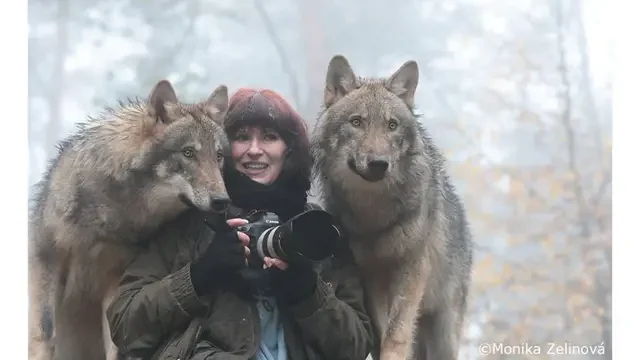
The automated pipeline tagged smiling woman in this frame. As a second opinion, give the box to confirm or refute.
[224,88,311,185]
[222,87,312,221]
[230,125,288,185]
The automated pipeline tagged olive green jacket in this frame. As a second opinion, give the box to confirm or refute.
[106,209,374,360]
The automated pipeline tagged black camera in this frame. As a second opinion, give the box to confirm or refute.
[237,209,342,269]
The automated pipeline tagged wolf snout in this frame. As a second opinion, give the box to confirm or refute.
[210,195,232,213]
[347,156,390,182]
[367,158,389,173]
[366,157,389,180]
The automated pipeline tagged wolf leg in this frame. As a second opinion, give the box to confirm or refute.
[28,259,53,360]
[411,314,428,360]
[378,269,427,360]
[417,306,459,360]
[52,262,106,360]
[415,278,468,360]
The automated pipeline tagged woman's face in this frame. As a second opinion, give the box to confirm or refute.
[230,125,288,185]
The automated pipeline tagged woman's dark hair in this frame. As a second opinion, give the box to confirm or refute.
[224,88,312,190]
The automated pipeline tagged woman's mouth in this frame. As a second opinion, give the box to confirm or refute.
[243,162,268,171]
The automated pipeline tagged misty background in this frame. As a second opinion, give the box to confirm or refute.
[28,0,612,358]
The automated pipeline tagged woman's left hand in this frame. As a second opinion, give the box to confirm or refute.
[266,257,317,304]
[264,257,289,271]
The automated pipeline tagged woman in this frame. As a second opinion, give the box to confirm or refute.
[106,88,374,360]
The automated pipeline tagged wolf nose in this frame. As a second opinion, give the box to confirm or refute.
[210,196,231,213]
[367,159,389,174]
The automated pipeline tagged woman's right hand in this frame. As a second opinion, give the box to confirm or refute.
[226,218,251,263]
[190,218,251,296]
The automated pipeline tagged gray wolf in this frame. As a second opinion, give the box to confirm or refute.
[28,80,232,360]
[310,55,474,360]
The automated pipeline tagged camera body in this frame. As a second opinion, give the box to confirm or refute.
[237,211,283,269]
[237,208,342,269]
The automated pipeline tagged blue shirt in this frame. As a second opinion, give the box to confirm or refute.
[252,295,288,360]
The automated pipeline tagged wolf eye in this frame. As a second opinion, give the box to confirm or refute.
[182,148,195,158]
[388,120,398,130]
[350,117,362,127]
[216,150,223,162]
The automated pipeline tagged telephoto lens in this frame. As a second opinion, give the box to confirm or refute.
[254,209,342,264]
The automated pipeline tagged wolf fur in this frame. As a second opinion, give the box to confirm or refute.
[310,55,474,360]
[28,80,232,360]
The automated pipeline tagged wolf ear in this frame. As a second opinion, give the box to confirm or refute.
[148,80,178,123]
[324,55,358,108]
[204,85,229,118]
[386,60,419,108]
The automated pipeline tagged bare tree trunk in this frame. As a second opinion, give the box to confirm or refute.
[595,247,612,360]
[46,0,70,156]
[554,0,590,239]
[297,0,327,205]
[573,0,603,165]
[298,0,326,125]
[555,1,611,358]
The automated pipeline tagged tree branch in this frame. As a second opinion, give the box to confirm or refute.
[252,0,301,109]
[46,0,70,154]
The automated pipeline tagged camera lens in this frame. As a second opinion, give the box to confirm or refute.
[255,225,286,261]
[241,209,342,266]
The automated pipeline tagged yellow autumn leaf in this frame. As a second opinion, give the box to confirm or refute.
[548,180,564,200]
[540,235,554,254]
[581,307,594,322]
[566,293,588,317]
[501,262,512,278]
[509,178,526,198]
[578,271,595,291]
[473,256,503,287]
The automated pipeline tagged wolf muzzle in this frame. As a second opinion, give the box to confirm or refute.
[348,156,390,182]
[179,194,231,213]
[210,195,232,213]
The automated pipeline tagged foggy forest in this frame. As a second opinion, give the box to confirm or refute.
[28,0,612,359]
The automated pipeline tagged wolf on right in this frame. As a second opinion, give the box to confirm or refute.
[311,55,474,360]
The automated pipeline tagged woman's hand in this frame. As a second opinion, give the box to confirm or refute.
[227,218,251,264]
[264,257,288,271]
[190,218,251,296]
[267,258,317,305]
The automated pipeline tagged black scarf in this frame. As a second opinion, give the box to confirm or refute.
[223,165,309,222]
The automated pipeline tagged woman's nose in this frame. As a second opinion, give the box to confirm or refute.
[247,139,263,155]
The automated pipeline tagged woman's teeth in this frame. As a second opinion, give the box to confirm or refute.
[244,163,268,169]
